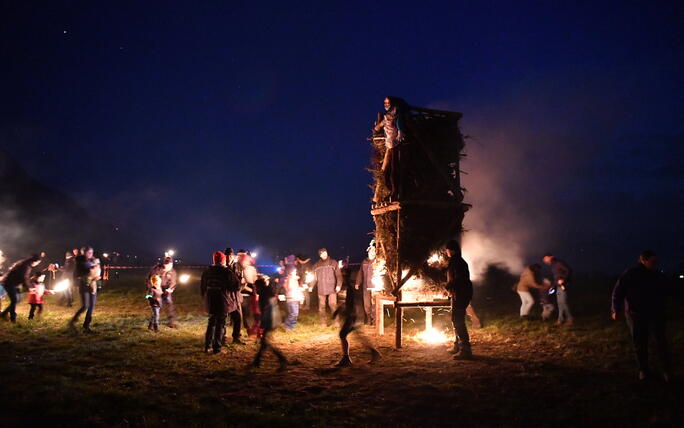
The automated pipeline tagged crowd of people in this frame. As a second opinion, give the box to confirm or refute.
[0,243,679,379]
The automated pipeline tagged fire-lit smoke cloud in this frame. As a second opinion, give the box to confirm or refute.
[431,67,684,276]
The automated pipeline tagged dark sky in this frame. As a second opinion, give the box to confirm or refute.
[1,1,682,273]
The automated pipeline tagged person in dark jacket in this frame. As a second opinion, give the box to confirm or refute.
[611,250,672,381]
[69,246,101,333]
[543,253,574,325]
[445,240,474,359]
[1,254,43,322]
[147,256,178,327]
[252,276,288,370]
[200,251,241,353]
[311,248,343,327]
[334,274,381,367]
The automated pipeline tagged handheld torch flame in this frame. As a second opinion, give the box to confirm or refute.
[52,279,71,293]
[179,274,190,284]
[305,272,315,284]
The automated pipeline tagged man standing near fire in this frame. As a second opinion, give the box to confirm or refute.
[201,251,241,354]
[445,240,473,360]
[311,248,343,327]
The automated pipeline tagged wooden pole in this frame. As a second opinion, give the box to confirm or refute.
[376,293,384,335]
[425,307,433,330]
[395,209,402,348]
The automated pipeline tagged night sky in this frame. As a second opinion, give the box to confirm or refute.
[1,1,682,273]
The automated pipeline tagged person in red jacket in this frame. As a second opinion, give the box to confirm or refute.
[28,272,54,320]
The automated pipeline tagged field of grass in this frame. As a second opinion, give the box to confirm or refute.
[0,271,682,427]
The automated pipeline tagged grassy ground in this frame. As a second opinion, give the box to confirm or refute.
[0,272,682,427]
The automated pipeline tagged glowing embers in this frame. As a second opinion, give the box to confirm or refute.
[413,327,450,344]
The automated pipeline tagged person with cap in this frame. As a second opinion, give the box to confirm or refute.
[146,256,178,328]
[611,250,674,381]
[200,251,241,353]
[1,254,43,322]
[445,240,474,360]
[311,248,343,327]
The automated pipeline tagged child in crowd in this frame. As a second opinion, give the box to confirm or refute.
[252,276,288,370]
[333,280,381,367]
[283,267,302,330]
[146,274,163,332]
[28,273,54,320]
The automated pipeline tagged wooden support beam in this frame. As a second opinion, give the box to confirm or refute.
[370,201,401,216]
[395,300,451,308]
[425,307,433,330]
[375,294,385,336]
[395,290,403,349]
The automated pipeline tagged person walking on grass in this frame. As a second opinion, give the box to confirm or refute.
[611,250,673,382]
[311,248,343,327]
[69,246,101,333]
[201,251,241,353]
[334,272,381,367]
[1,254,43,322]
[27,272,54,320]
[283,267,302,330]
[252,276,288,370]
[542,253,574,325]
[515,264,547,320]
[146,274,163,332]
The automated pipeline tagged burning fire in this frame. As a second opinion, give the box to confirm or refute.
[52,279,71,293]
[179,274,190,284]
[413,327,450,344]
[369,259,387,291]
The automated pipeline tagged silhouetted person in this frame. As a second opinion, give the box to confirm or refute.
[445,240,473,359]
[201,251,240,354]
[334,275,380,367]
[1,254,43,322]
[252,276,288,370]
[355,244,377,325]
[612,250,672,381]
[543,253,573,325]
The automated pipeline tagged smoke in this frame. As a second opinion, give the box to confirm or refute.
[430,67,684,277]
